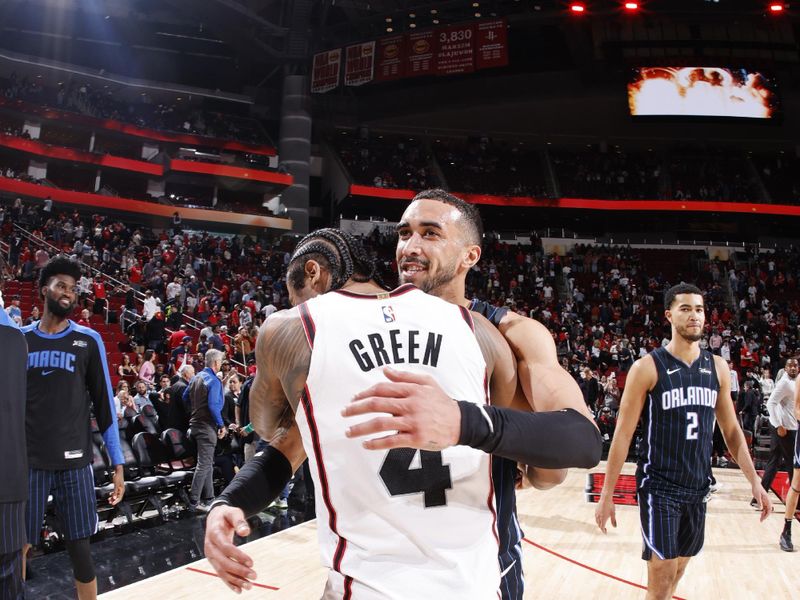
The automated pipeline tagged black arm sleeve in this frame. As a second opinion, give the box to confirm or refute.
[213,446,293,518]
[457,404,602,469]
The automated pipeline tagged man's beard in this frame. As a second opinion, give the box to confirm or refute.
[400,259,459,294]
[676,326,703,343]
[46,295,75,318]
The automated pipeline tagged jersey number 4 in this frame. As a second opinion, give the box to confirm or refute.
[379,448,452,507]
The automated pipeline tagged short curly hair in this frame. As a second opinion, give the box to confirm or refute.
[38,255,83,295]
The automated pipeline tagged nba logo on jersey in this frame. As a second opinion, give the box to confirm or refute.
[382,306,395,323]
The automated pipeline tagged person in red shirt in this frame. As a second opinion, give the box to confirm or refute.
[169,324,189,350]
[92,275,107,315]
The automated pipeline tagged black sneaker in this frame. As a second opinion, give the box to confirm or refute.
[749,498,760,509]
[780,531,793,552]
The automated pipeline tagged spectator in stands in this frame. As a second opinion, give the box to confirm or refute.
[579,367,599,411]
[138,349,156,386]
[76,308,91,328]
[184,349,226,512]
[142,289,160,321]
[739,381,761,435]
[170,336,192,373]
[113,381,130,420]
[753,358,798,507]
[759,368,775,398]
[5,294,21,324]
[168,324,188,350]
[164,363,194,432]
[23,305,40,326]
[92,275,107,315]
[117,354,137,379]
[132,380,153,413]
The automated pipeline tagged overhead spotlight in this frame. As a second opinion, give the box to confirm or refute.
[386,26,393,32]
[623,1,639,10]
[768,3,785,12]
[409,12,415,18]
[431,8,438,14]
[409,23,416,28]
[570,2,586,13]
[385,16,392,22]
[432,18,440,24]
[475,11,482,17]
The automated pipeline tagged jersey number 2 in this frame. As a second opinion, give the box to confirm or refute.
[379,448,452,507]
[686,412,699,440]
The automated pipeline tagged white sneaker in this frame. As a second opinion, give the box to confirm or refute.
[709,482,723,494]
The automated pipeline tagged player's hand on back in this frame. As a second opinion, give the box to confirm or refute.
[204,504,258,594]
[343,367,461,452]
[751,483,773,522]
[594,495,617,534]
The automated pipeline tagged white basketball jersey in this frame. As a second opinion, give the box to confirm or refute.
[295,284,500,600]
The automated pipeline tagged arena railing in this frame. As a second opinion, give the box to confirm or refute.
[8,222,248,372]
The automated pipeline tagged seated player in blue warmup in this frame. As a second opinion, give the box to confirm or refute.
[595,283,771,600]
[22,255,125,600]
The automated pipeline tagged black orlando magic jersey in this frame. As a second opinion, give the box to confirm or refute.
[470,299,523,600]
[22,320,123,470]
[636,347,720,501]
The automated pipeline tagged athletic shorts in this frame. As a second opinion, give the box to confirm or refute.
[26,465,97,545]
[0,550,24,600]
[794,429,800,469]
[638,490,706,561]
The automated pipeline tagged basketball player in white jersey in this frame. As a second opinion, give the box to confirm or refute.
[340,190,601,600]
[209,228,517,598]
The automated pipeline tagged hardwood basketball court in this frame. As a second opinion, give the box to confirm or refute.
[99,463,796,599]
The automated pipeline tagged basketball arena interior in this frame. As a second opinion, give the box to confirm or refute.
[0,0,799,598]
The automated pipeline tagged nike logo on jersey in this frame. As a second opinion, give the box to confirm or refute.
[699,368,712,374]
[72,340,87,347]
[667,367,681,375]
[42,369,56,376]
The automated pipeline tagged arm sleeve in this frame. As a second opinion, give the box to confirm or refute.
[457,403,602,469]
[208,376,225,428]
[87,332,124,466]
[765,379,786,428]
[211,446,293,518]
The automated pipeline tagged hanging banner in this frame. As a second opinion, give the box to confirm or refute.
[311,49,341,93]
[407,30,437,76]
[435,24,476,75]
[375,35,406,82]
[344,42,375,86]
[476,19,509,70]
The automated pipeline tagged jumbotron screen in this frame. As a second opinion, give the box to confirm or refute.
[628,67,779,119]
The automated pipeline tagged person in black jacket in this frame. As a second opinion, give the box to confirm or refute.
[0,279,28,600]
[165,364,195,433]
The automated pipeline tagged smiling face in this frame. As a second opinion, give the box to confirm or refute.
[395,199,480,298]
[42,274,77,319]
[665,293,706,343]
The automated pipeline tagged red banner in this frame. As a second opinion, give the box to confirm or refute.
[375,35,406,82]
[344,42,375,86]
[311,49,341,94]
[407,30,437,76]
[435,24,476,75]
[476,20,509,70]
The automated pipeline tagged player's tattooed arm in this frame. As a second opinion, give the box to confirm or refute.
[249,309,310,443]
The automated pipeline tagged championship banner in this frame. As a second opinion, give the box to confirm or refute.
[407,30,437,76]
[435,24,476,75]
[311,49,341,94]
[375,35,406,82]
[476,19,509,70]
[344,42,375,87]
